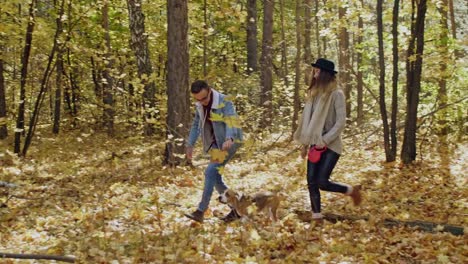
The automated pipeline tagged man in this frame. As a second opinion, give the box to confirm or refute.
[184,80,243,223]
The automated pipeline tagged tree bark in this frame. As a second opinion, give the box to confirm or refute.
[303,0,311,62]
[23,0,65,156]
[292,0,302,135]
[436,0,449,136]
[246,0,258,74]
[14,0,36,154]
[279,0,289,87]
[338,5,351,118]
[356,0,364,125]
[401,0,427,164]
[203,0,208,77]
[164,0,190,165]
[127,0,157,136]
[314,0,321,57]
[101,0,114,136]
[390,0,400,160]
[377,0,392,162]
[0,54,6,139]
[53,0,66,134]
[259,0,274,129]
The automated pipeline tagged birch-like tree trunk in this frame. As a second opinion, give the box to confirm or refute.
[127,0,157,136]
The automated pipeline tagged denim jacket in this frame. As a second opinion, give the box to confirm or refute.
[187,89,243,153]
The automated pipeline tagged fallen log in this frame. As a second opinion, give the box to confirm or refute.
[294,210,464,236]
[0,252,75,263]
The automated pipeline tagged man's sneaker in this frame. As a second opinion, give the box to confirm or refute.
[350,185,362,206]
[220,209,241,223]
[184,209,204,223]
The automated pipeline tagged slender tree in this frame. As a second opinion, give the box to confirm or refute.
[23,0,66,156]
[279,0,289,87]
[127,0,157,136]
[338,3,351,118]
[164,0,190,165]
[101,0,115,136]
[356,0,364,125]
[246,0,258,74]
[390,0,400,159]
[53,0,66,134]
[377,0,392,162]
[0,54,6,139]
[303,0,312,62]
[292,0,302,134]
[436,0,450,136]
[203,0,208,76]
[14,0,36,154]
[314,0,321,57]
[259,0,274,129]
[401,0,427,164]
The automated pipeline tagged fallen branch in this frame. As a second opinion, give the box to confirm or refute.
[294,210,464,236]
[0,252,75,263]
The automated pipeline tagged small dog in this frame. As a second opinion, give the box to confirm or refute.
[218,189,285,221]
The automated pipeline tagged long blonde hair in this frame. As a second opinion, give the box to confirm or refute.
[306,69,338,101]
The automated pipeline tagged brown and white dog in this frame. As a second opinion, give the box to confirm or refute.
[218,189,285,221]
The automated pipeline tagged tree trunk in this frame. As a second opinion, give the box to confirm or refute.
[203,0,208,76]
[377,0,392,162]
[279,0,289,87]
[314,0,321,57]
[53,0,65,134]
[164,0,190,165]
[356,0,364,125]
[401,0,427,164]
[127,0,157,136]
[14,0,36,154]
[246,0,258,74]
[101,0,114,136]
[448,0,456,39]
[259,0,274,129]
[0,54,7,139]
[303,0,311,62]
[436,0,449,136]
[338,5,351,118]
[390,0,400,159]
[23,0,65,156]
[292,0,302,135]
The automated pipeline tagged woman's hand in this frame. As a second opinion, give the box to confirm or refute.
[222,138,234,151]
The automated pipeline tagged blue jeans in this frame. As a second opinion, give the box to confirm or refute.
[307,147,349,213]
[197,144,238,212]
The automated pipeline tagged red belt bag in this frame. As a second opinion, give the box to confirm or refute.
[308,146,327,163]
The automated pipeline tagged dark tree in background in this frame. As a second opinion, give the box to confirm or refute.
[14,0,36,154]
[164,0,190,165]
[246,0,258,74]
[401,0,427,164]
[101,0,115,136]
[259,0,274,129]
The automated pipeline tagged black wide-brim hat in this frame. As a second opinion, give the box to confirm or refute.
[311,58,337,74]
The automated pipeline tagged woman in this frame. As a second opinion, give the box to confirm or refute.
[294,58,361,221]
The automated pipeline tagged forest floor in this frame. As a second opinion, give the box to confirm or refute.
[0,129,466,263]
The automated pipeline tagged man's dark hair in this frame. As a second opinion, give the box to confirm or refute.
[191,80,209,94]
